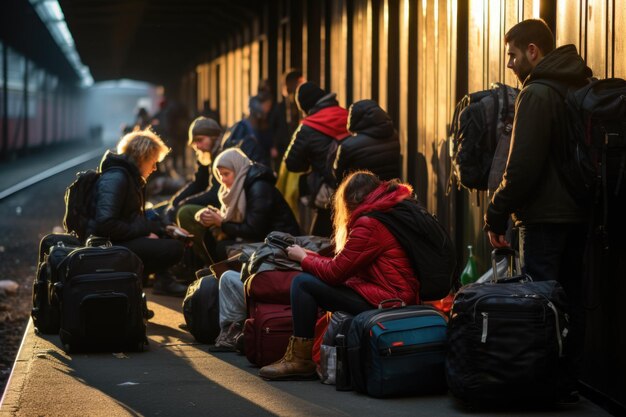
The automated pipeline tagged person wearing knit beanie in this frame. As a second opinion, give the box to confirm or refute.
[295,82,327,115]
[188,116,222,145]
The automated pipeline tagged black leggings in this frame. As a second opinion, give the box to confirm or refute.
[290,273,372,338]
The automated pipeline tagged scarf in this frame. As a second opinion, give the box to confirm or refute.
[212,148,252,223]
[300,106,351,140]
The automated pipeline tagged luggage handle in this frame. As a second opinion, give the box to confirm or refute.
[378,298,406,309]
[491,248,522,282]
[85,235,112,248]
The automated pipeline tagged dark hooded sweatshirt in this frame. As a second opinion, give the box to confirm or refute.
[335,99,400,183]
[484,44,593,235]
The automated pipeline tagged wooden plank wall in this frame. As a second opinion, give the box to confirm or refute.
[179,0,626,408]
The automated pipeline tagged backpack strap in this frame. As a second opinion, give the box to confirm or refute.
[528,79,569,98]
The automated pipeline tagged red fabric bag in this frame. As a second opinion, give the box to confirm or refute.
[312,312,332,365]
[244,270,301,305]
[243,301,292,367]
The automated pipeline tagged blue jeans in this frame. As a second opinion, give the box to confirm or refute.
[290,273,372,338]
[519,222,587,379]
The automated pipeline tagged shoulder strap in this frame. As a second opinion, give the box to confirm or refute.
[528,79,569,99]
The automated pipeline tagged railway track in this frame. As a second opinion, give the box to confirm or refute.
[0,155,101,396]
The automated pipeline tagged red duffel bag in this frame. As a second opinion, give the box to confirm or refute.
[244,270,301,305]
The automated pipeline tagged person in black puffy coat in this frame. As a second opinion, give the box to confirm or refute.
[86,129,187,297]
[178,148,300,263]
[334,99,401,183]
[283,82,350,237]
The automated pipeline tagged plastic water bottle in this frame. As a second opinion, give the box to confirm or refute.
[460,245,478,285]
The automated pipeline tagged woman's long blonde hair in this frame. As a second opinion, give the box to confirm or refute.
[332,171,381,252]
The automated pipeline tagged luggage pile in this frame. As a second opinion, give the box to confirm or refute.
[32,233,148,353]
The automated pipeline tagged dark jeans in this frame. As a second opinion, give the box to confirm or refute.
[117,236,184,275]
[519,222,587,380]
[290,273,372,338]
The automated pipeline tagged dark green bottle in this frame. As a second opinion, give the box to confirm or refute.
[460,245,478,285]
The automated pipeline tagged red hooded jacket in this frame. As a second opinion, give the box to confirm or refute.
[301,184,420,306]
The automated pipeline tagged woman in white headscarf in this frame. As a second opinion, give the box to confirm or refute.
[180,148,300,262]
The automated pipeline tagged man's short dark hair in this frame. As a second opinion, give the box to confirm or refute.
[504,19,554,55]
[283,69,303,85]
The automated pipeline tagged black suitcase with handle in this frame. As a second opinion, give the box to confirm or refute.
[446,248,569,406]
[55,241,146,352]
[31,233,81,334]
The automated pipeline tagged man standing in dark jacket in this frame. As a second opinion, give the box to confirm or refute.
[284,82,350,237]
[483,19,593,402]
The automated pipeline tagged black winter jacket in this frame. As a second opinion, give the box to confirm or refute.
[221,163,301,241]
[336,99,400,183]
[485,45,593,235]
[87,151,162,242]
[283,97,342,189]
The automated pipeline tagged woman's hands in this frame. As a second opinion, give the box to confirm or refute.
[286,244,309,263]
[196,207,223,227]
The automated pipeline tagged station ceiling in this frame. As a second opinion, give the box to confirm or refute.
[58,0,263,84]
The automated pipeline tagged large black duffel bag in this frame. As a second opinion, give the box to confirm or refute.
[182,274,220,344]
[446,248,569,406]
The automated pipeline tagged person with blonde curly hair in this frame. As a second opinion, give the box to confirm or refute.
[86,129,188,297]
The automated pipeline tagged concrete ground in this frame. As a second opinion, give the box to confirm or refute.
[0,289,612,417]
[0,140,614,417]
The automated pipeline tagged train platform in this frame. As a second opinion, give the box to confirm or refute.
[1,289,613,417]
[0,141,615,417]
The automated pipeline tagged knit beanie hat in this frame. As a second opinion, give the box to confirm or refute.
[295,82,326,114]
[188,116,222,144]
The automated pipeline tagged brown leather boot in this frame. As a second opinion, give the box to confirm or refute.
[259,336,317,380]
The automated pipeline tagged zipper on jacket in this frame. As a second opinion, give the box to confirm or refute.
[379,341,445,357]
[481,312,488,343]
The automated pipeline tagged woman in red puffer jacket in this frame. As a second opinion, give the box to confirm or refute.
[259,170,420,381]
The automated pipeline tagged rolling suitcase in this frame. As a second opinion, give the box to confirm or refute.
[446,248,569,406]
[56,243,146,352]
[31,233,81,334]
[243,301,292,367]
[347,301,448,398]
[182,274,220,344]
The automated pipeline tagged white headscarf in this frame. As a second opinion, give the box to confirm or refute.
[212,148,253,223]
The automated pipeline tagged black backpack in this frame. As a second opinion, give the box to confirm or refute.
[63,169,100,242]
[367,199,457,301]
[530,78,626,244]
[448,83,519,193]
[530,78,626,200]
[63,167,127,242]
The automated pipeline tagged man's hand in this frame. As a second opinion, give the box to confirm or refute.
[286,245,308,263]
[487,231,509,248]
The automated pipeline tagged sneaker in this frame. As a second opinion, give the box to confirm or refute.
[208,329,234,352]
[209,322,242,352]
[152,273,188,297]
